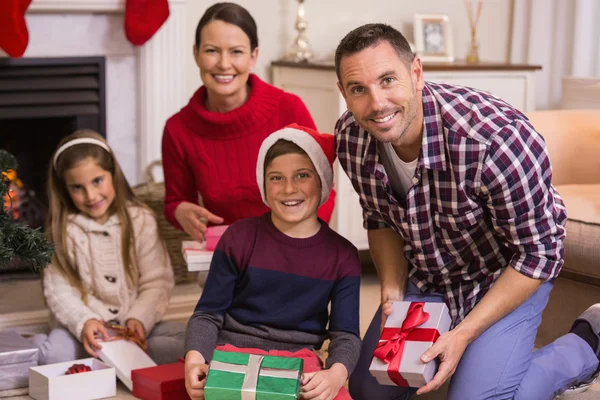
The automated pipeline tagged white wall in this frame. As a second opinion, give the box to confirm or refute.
[183,0,513,100]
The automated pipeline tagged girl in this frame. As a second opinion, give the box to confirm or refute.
[162,2,336,243]
[184,125,361,400]
[34,130,185,365]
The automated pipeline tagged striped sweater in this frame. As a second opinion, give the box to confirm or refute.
[185,212,362,374]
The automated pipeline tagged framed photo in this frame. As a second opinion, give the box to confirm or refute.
[413,14,454,62]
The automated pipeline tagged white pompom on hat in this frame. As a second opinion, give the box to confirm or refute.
[256,123,335,207]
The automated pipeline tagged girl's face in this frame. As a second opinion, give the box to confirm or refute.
[265,153,321,235]
[194,20,258,106]
[64,157,116,225]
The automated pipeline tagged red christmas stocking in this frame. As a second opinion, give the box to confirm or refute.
[0,0,32,58]
[124,0,170,46]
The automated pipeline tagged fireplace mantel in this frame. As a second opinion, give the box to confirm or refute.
[27,0,188,181]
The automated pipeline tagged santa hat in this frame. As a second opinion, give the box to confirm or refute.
[256,124,335,207]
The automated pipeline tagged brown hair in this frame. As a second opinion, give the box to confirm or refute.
[46,130,148,302]
[334,23,414,82]
[195,2,258,50]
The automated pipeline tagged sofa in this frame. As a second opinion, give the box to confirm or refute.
[527,109,600,347]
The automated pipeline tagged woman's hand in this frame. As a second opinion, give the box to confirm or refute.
[81,319,109,357]
[185,350,208,400]
[175,202,224,242]
[300,363,348,400]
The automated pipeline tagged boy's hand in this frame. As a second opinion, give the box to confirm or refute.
[125,318,146,340]
[81,319,109,357]
[300,363,348,400]
[185,350,208,400]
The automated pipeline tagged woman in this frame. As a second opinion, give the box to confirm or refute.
[162,2,335,241]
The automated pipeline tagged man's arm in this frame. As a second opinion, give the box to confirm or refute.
[417,118,565,394]
[368,227,409,329]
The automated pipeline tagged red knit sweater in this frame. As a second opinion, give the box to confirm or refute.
[162,74,336,229]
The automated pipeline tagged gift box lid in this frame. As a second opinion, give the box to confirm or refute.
[132,361,185,393]
[0,331,39,366]
[205,350,303,399]
[97,339,156,391]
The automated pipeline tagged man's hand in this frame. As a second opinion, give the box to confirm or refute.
[125,318,146,340]
[81,319,109,357]
[185,350,208,400]
[380,286,405,333]
[300,363,348,400]
[415,328,470,395]
[175,202,224,242]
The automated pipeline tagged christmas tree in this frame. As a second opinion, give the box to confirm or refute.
[0,149,54,270]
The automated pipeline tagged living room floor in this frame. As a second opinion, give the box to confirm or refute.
[1,262,600,399]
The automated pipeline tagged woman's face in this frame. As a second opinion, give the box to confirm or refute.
[194,20,258,103]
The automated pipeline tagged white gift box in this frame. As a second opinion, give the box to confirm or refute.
[369,301,451,388]
[182,240,213,272]
[28,358,115,400]
[97,339,156,391]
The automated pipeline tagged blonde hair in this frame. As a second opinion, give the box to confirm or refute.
[46,129,147,302]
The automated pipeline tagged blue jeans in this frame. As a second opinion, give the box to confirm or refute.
[350,282,599,400]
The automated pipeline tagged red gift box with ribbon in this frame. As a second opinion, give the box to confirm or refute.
[132,359,190,400]
[369,301,451,388]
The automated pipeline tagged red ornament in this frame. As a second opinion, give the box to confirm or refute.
[65,363,92,375]
[0,0,32,58]
[124,0,170,46]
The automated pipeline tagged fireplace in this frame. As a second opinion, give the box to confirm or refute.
[0,56,106,231]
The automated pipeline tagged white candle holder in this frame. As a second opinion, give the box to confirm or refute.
[282,0,313,62]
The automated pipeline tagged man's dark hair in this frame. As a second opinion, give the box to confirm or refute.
[334,23,414,82]
[195,2,258,50]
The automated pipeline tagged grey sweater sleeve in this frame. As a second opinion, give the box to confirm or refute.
[325,330,362,375]
[184,311,224,363]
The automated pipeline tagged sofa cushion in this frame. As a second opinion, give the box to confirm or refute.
[556,184,600,279]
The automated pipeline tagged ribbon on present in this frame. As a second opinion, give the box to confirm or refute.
[102,321,149,352]
[373,302,441,387]
[208,352,301,400]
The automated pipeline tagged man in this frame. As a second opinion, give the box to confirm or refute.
[334,23,600,400]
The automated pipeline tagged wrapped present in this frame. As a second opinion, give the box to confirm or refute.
[182,240,212,272]
[29,358,115,400]
[132,360,189,400]
[0,330,39,391]
[369,301,451,388]
[205,350,303,400]
[97,338,156,391]
[205,225,229,251]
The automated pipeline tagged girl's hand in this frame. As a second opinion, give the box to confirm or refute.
[126,318,146,340]
[175,202,224,242]
[300,363,348,400]
[185,350,208,400]
[81,319,109,357]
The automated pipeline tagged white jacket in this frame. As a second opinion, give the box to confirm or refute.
[43,205,174,340]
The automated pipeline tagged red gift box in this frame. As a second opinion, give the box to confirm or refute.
[132,361,190,400]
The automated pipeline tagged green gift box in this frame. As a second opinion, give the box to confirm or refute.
[205,350,303,400]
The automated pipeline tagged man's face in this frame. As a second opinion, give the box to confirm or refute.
[338,41,424,147]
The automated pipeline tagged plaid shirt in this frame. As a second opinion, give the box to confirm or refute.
[335,82,567,325]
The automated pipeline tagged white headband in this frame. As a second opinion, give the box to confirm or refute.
[53,138,111,168]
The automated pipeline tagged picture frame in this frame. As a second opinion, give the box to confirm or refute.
[413,14,454,63]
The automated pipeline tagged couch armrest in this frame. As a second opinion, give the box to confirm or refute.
[526,110,600,186]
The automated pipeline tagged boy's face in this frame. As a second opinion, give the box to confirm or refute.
[265,153,321,234]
